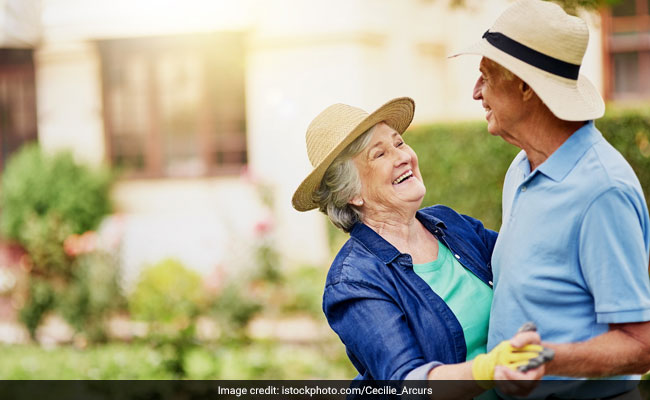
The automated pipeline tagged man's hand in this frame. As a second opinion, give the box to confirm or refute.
[473,329,549,390]
[493,330,546,397]
[494,363,545,397]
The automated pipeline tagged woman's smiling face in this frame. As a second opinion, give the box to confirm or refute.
[350,122,426,215]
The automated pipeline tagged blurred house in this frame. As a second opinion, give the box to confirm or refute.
[0,0,647,283]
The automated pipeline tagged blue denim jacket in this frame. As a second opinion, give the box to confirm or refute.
[323,205,497,381]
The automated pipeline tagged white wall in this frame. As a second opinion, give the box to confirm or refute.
[35,41,105,165]
[111,177,270,288]
[39,0,256,41]
[246,40,367,266]
[0,0,41,47]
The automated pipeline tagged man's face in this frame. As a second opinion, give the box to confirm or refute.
[472,57,524,140]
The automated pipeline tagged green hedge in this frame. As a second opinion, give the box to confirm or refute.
[407,122,518,230]
[406,107,650,231]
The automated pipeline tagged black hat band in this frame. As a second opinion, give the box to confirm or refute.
[483,30,580,80]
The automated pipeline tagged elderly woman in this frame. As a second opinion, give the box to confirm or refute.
[292,97,547,396]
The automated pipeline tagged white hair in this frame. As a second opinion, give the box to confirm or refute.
[312,126,375,232]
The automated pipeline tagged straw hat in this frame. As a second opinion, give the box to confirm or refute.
[292,97,415,212]
[451,0,604,121]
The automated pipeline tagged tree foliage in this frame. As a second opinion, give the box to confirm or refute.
[449,0,621,13]
[547,0,621,13]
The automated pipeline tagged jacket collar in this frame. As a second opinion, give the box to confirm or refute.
[349,210,447,264]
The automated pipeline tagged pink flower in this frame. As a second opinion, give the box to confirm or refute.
[99,214,125,251]
[239,166,259,185]
[63,234,80,256]
[254,218,273,237]
[63,231,98,256]
[204,263,225,294]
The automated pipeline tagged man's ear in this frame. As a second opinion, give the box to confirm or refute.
[519,80,534,101]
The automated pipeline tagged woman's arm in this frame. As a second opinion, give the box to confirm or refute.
[324,280,434,381]
[324,280,545,399]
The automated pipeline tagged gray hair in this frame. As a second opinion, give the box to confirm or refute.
[312,126,375,232]
[484,57,515,81]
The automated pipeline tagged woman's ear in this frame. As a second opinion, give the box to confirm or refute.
[349,195,364,207]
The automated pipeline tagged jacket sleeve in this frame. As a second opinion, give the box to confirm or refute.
[323,279,442,381]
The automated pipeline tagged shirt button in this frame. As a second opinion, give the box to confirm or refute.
[521,186,527,192]
[488,280,493,286]
[454,254,460,259]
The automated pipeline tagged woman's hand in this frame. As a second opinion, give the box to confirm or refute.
[472,330,546,383]
[428,328,550,399]
[493,330,546,397]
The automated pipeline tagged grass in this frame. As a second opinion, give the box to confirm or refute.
[0,340,356,379]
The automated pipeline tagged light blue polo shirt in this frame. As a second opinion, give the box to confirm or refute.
[488,122,650,387]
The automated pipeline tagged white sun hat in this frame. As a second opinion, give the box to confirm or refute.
[292,97,415,212]
[451,0,605,121]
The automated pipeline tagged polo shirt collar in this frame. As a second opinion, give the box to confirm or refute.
[349,211,446,264]
[535,121,602,182]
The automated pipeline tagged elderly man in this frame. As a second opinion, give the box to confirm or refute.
[455,0,650,397]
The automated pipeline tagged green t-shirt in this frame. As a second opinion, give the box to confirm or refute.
[413,241,493,361]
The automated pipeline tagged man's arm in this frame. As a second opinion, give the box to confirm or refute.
[556,187,650,377]
[544,320,650,377]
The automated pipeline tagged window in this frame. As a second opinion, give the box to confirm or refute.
[99,33,247,178]
[602,0,650,100]
[0,49,38,172]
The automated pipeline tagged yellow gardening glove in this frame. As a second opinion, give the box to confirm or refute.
[472,340,545,389]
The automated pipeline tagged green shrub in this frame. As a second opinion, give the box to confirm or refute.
[18,277,56,339]
[129,258,205,323]
[129,259,207,378]
[19,213,74,277]
[595,107,650,205]
[57,252,125,342]
[209,282,262,340]
[0,144,116,340]
[17,252,124,342]
[407,121,519,230]
[1,144,112,241]
[279,266,325,317]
